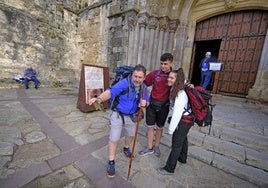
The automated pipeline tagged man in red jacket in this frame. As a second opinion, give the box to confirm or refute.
[139,53,173,157]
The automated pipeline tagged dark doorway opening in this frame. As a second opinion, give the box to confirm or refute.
[191,40,221,91]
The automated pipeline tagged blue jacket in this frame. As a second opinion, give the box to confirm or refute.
[109,77,150,115]
[24,69,38,79]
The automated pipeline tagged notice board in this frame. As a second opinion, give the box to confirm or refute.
[77,64,109,112]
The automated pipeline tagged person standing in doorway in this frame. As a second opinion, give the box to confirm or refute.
[139,53,173,157]
[199,51,215,89]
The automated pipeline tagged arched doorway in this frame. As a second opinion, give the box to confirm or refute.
[190,10,268,97]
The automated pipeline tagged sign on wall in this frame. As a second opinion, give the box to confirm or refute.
[77,64,109,112]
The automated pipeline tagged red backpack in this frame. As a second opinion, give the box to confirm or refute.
[184,86,215,128]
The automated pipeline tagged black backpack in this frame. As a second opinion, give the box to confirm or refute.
[109,66,167,111]
[109,65,135,110]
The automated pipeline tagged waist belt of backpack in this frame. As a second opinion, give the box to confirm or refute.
[113,109,133,125]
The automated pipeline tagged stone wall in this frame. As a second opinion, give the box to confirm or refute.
[0,0,180,88]
[0,0,82,88]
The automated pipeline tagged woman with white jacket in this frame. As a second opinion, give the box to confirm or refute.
[158,68,194,175]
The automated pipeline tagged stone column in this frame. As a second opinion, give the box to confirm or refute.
[137,12,148,65]
[147,16,158,71]
[157,17,169,64]
[152,29,160,70]
[173,21,188,68]
[126,10,138,65]
[247,28,268,102]
[168,19,179,54]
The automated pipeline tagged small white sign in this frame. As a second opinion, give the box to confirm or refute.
[209,62,223,71]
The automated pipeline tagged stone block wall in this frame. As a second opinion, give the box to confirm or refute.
[0,1,80,88]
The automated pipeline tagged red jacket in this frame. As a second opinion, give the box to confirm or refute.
[144,70,171,102]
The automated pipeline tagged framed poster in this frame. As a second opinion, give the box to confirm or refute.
[77,64,109,112]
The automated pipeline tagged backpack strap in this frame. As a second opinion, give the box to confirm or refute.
[152,70,168,86]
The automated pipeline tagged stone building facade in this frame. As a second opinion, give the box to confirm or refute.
[0,0,267,102]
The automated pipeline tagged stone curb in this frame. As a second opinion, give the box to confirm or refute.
[188,146,268,187]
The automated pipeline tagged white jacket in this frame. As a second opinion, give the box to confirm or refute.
[168,90,189,134]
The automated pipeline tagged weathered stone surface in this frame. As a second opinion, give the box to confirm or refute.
[0,142,14,156]
[25,131,46,143]
[63,165,83,180]
[11,141,60,168]
[0,156,11,169]
[0,126,23,145]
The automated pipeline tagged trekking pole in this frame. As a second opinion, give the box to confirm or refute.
[127,88,146,180]
[208,103,216,135]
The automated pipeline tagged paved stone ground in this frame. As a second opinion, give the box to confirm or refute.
[0,87,267,188]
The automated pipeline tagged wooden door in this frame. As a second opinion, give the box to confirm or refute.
[194,10,268,96]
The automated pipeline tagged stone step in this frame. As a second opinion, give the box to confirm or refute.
[188,146,268,188]
[188,129,268,171]
[193,122,268,152]
[138,123,268,188]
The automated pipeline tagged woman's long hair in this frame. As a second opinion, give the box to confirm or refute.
[170,68,185,100]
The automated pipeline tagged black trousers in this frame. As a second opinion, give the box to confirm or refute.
[164,121,193,172]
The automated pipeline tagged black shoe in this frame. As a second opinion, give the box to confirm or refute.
[178,158,186,164]
[157,167,174,175]
[25,86,29,89]
[35,85,38,89]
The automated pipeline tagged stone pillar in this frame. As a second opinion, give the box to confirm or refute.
[147,16,158,70]
[152,29,160,70]
[173,21,188,68]
[126,10,138,65]
[132,25,139,65]
[168,19,179,56]
[157,17,169,64]
[137,12,148,65]
[247,28,268,102]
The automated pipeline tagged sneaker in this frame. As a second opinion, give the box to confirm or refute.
[35,85,38,89]
[139,148,154,156]
[107,161,115,178]
[25,86,29,89]
[153,146,161,157]
[123,147,132,159]
[157,167,174,175]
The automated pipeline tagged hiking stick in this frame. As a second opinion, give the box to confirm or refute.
[127,88,146,180]
[208,103,216,135]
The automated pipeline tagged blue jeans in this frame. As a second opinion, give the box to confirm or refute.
[200,71,212,89]
[24,77,39,88]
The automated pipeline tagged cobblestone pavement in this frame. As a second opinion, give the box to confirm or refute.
[0,87,267,188]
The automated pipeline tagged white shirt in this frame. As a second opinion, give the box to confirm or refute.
[168,90,189,134]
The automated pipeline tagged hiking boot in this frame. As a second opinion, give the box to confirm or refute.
[157,167,174,175]
[153,146,161,157]
[123,147,132,159]
[107,161,115,178]
[139,148,154,156]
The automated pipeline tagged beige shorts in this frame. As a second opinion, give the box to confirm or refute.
[109,111,136,142]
